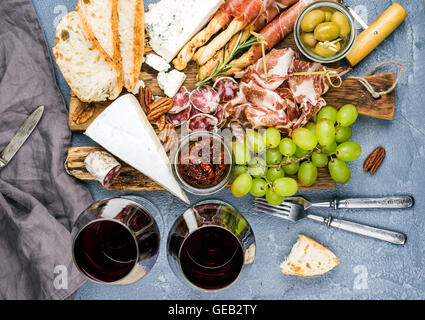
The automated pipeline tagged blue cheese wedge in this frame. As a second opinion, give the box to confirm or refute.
[145,0,225,62]
[85,94,189,204]
[157,69,186,98]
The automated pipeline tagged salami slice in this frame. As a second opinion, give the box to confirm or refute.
[166,105,192,127]
[190,86,220,114]
[213,104,225,128]
[169,86,190,114]
[188,114,219,133]
[84,151,121,187]
[213,77,239,102]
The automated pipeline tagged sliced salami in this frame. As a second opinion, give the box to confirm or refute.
[190,86,220,114]
[213,104,225,128]
[188,114,219,133]
[189,105,202,118]
[84,151,121,187]
[169,86,190,114]
[213,77,239,102]
[166,105,192,127]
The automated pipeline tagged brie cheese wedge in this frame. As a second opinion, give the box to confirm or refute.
[85,94,189,204]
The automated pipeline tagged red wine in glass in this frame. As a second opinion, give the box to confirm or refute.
[179,226,244,290]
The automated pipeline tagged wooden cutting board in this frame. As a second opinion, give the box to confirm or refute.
[65,33,395,191]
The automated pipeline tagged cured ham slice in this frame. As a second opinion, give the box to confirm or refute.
[172,0,245,70]
[224,0,313,76]
[224,48,348,135]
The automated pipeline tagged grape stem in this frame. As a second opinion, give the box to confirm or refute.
[267,151,314,168]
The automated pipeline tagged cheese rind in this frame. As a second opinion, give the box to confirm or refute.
[145,0,225,62]
[85,94,190,204]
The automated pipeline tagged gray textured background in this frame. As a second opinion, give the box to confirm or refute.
[31,0,425,299]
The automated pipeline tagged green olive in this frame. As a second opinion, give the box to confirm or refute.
[313,22,340,42]
[331,11,350,37]
[324,10,333,22]
[300,10,325,32]
[301,32,317,47]
[314,41,341,57]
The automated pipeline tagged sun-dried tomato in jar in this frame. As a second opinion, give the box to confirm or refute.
[177,138,229,189]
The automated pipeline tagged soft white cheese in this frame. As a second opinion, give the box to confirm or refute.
[131,79,145,95]
[145,0,225,62]
[85,94,189,204]
[157,70,186,98]
[145,54,171,72]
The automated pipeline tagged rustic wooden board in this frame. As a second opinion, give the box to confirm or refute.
[66,146,336,191]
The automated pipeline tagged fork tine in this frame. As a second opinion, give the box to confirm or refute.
[254,197,292,209]
[253,208,292,221]
[253,203,291,215]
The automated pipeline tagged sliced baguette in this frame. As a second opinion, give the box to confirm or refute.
[117,0,145,92]
[280,234,339,277]
[76,0,123,93]
[53,11,120,102]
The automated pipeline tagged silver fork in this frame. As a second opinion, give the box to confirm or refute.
[254,198,406,245]
[285,196,414,210]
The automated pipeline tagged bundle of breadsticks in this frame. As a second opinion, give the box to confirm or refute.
[172,0,314,80]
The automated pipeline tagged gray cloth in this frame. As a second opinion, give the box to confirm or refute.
[0,0,92,300]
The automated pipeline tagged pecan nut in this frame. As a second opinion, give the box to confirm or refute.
[139,86,152,114]
[158,123,177,153]
[72,102,95,125]
[147,97,173,121]
[363,147,386,174]
[154,114,166,131]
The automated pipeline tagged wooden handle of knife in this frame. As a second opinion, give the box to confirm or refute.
[345,3,407,67]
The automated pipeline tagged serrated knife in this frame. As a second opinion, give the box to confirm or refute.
[0,105,44,169]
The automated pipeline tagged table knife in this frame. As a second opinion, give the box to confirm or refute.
[0,105,44,169]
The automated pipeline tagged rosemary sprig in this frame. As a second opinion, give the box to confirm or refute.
[196,28,260,87]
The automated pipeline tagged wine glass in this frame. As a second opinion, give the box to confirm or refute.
[167,200,256,291]
[71,195,162,285]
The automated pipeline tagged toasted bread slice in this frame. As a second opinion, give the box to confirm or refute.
[280,234,339,277]
[117,0,145,92]
[77,0,123,93]
[53,11,120,102]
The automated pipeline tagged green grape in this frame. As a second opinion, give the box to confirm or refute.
[317,106,338,124]
[336,141,362,161]
[335,126,352,143]
[266,167,285,182]
[248,157,267,178]
[232,141,251,165]
[250,178,269,197]
[283,157,300,175]
[246,130,266,154]
[231,173,253,197]
[232,165,248,181]
[328,158,351,184]
[321,141,337,154]
[294,146,311,158]
[337,104,358,127]
[292,128,318,151]
[304,122,317,136]
[298,161,318,187]
[273,177,298,197]
[265,148,283,165]
[279,138,297,156]
[265,188,285,205]
[265,127,281,149]
[316,118,336,147]
[311,152,329,168]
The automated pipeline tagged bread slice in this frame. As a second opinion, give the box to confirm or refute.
[53,11,121,102]
[76,0,123,93]
[280,234,339,277]
[117,0,145,92]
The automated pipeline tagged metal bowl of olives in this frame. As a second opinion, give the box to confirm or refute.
[294,1,357,63]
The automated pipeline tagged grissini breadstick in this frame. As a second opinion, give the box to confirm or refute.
[197,1,285,80]
[193,0,265,66]
[172,0,245,71]
[222,0,313,77]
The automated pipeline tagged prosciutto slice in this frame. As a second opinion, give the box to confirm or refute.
[225,48,350,135]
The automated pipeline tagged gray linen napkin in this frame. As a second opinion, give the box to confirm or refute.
[0,0,93,299]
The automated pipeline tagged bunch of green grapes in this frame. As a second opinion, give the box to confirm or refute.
[230,104,362,206]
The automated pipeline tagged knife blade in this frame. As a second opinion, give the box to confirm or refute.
[0,105,44,169]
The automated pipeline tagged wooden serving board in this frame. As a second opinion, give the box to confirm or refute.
[66,147,336,191]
